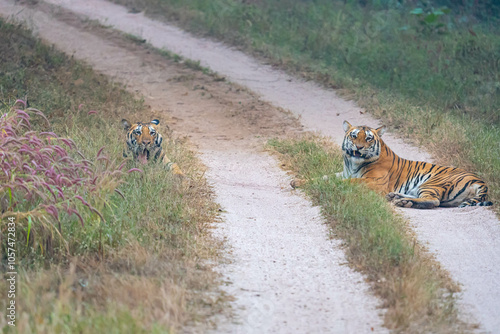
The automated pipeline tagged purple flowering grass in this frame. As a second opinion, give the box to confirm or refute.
[1,101,141,232]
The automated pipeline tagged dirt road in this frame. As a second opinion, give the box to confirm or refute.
[2,0,500,332]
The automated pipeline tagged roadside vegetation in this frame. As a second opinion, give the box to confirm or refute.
[0,19,223,333]
[112,0,500,214]
[268,136,468,332]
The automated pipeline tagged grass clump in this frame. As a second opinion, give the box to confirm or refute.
[268,136,466,332]
[0,19,223,333]
[1,102,142,258]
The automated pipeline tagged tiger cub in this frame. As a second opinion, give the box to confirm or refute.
[337,121,492,209]
[122,118,183,176]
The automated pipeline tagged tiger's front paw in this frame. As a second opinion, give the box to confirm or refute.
[386,192,404,202]
[165,162,185,176]
[393,198,414,208]
[290,178,306,189]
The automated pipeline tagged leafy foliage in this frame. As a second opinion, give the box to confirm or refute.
[409,6,450,34]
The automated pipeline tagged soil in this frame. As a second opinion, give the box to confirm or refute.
[2,0,499,333]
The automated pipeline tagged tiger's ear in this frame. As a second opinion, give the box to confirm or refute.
[375,125,386,137]
[343,120,352,132]
[121,119,132,131]
[151,119,160,125]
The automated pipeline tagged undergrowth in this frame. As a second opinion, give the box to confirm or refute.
[0,19,223,333]
[268,136,468,333]
[1,101,142,259]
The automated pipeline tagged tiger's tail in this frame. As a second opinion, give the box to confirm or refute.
[459,183,493,207]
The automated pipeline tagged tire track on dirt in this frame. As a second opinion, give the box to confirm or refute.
[31,1,500,332]
[0,1,387,332]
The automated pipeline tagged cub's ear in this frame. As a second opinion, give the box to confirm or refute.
[375,125,386,137]
[342,120,352,133]
[151,119,160,125]
[122,119,132,131]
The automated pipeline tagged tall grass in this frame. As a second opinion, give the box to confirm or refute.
[0,19,223,333]
[1,102,142,259]
[268,136,467,332]
[113,0,500,212]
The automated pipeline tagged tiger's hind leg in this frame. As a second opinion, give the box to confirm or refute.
[387,187,443,209]
[457,190,493,207]
[457,183,492,207]
[459,199,493,207]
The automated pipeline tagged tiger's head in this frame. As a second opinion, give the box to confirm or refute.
[122,118,164,164]
[341,121,386,162]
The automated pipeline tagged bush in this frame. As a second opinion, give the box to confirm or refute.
[0,100,141,258]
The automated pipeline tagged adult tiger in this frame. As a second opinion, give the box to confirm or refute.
[121,118,183,176]
[337,121,492,209]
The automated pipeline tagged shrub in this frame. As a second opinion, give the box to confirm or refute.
[0,101,141,257]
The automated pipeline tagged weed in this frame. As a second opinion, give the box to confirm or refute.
[1,102,142,258]
[124,32,147,44]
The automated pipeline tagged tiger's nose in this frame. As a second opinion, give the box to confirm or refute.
[356,145,363,150]
[142,139,151,145]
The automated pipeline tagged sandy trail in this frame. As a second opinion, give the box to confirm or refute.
[205,150,382,333]
[0,1,387,333]
[32,2,500,332]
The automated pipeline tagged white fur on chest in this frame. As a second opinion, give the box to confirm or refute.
[336,155,365,179]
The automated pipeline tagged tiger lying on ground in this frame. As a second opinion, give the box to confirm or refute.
[335,120,492,209]
[122,118,184,176]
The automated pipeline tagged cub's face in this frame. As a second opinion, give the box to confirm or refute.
[122,119,163,164]
[341,120,386,161]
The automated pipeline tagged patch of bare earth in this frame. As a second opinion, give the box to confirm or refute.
[0,1,388,333]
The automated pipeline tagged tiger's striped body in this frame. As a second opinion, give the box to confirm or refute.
[338,121,492,209]
[122,119,183,176]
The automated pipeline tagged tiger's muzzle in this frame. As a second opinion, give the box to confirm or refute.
[345,148,366,159]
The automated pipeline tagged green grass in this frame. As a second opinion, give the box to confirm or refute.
[268,136,467,332]
[113,0,500,121]
[112,0,500,213]
[0,19,223,333]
